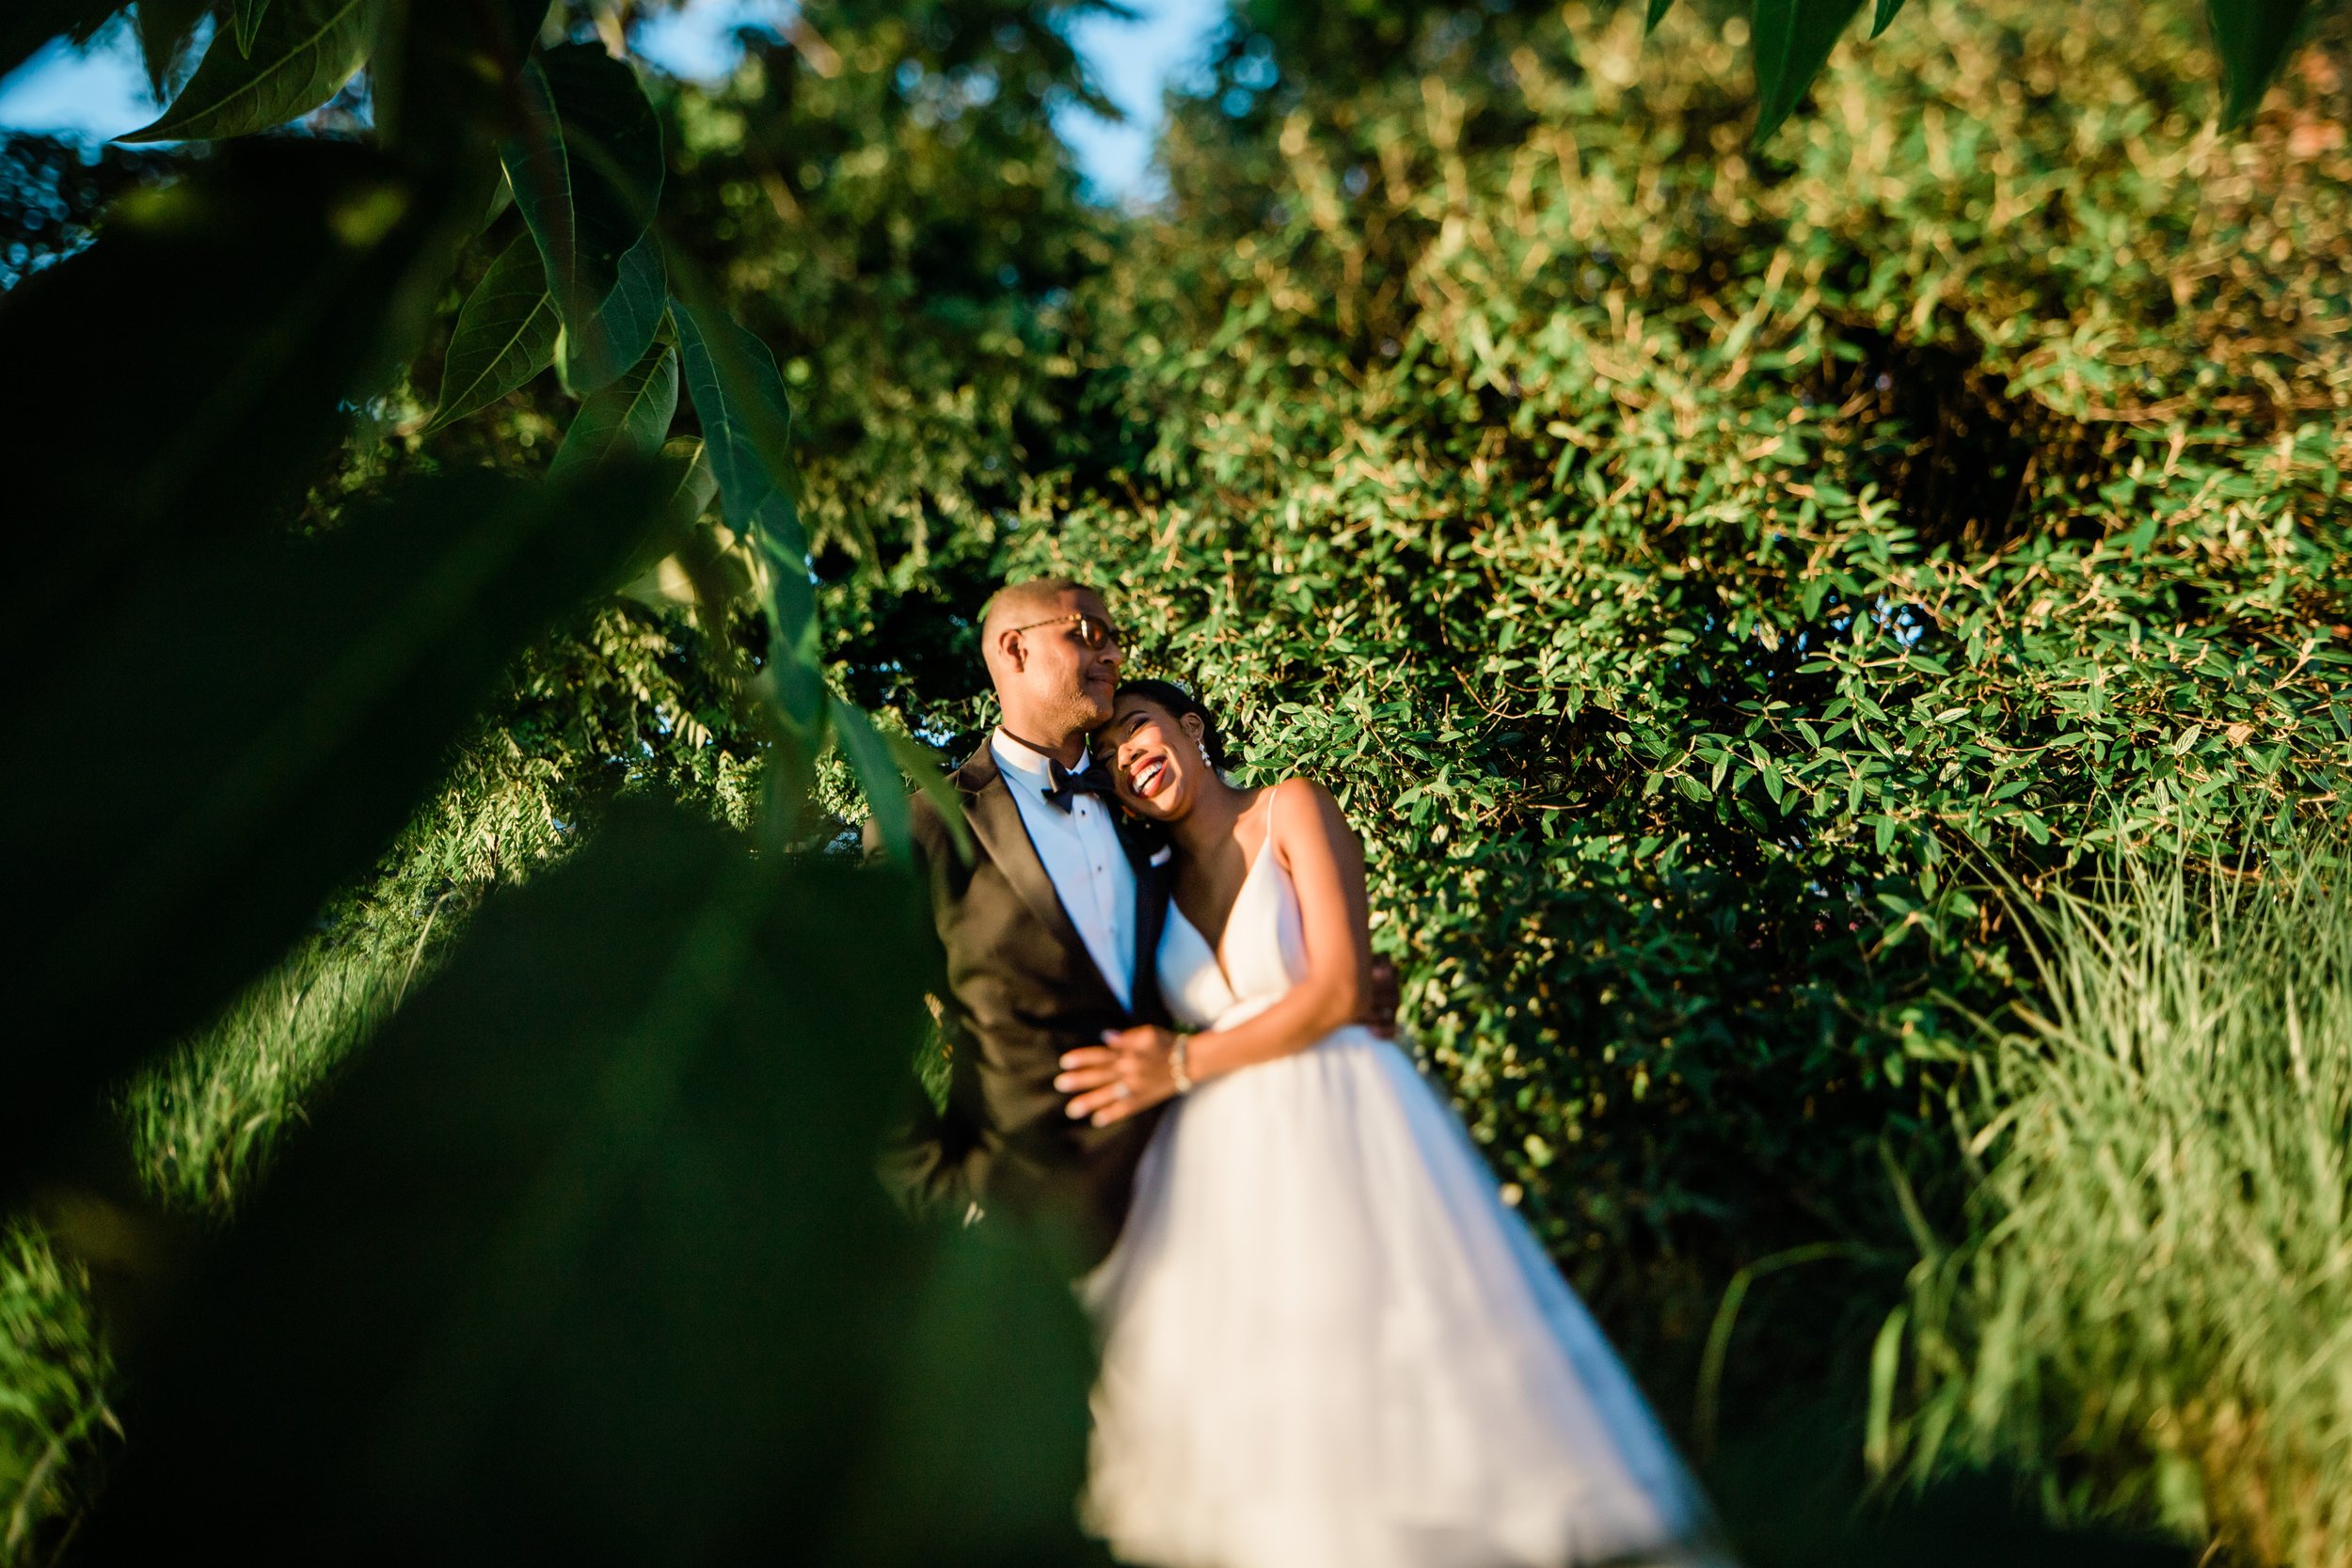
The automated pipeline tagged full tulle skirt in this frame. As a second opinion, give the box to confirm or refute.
[1081,1024,1724,1568]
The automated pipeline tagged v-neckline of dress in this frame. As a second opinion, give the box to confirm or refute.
[1182,827,1276,995]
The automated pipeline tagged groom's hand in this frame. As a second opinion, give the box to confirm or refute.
[1057,1026,1181,1127]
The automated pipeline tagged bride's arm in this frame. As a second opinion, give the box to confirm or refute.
[1060,777,1371,1127]
[1183,777,1371,1081]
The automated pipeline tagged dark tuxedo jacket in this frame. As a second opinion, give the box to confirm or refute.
[873,740,1173,1269]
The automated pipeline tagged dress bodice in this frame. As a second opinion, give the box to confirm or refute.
[1157,832,1310,1033]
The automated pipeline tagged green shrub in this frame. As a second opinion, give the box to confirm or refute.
[850,1,2349,1374]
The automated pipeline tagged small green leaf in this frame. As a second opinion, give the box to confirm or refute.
[1751,0,1867,146]
[427,231,559,432]
[2207,0,2311,128]
[558,229,666,396]
[121,0,383,142]
[1645,0,1674,32]
[233,0,271,53]
[550,342,677,477]
[1867,0,1905,38]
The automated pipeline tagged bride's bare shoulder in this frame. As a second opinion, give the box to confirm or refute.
[1262,776,1350,849]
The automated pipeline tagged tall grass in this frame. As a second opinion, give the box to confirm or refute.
[123,922,434,1215]
[0,924,426,1564]
[1879,845,2352,1563]
[0,1227,111,1565]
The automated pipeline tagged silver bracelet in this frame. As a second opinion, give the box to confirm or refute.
[1169,1035,1196,1095]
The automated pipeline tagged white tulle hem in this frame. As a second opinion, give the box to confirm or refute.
[1080,1026,1725,1568]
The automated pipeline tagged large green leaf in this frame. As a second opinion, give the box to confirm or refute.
[0,140,482,665]
[672,299,824,734]
[558,228,667,395]
[1869,0,1907,38]
[133,0,213,94]
[120,0,383,142]
[69,808,1100,1566]
[3,460,684,1195]
[1752,0,1868,145]
[427,230,559,431]
[670,300,799,543]
[1645,0,1674,33]
[549,341,678,476]
[499,42,664,340]
[2208,0,2312,127]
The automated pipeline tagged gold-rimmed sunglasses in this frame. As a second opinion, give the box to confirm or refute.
[1008,611,1122,652]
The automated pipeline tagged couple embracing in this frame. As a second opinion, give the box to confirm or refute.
[873,578,1730,1568]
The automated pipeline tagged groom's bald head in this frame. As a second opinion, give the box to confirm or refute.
[980,577,1122,760]
[979,577,1092,645]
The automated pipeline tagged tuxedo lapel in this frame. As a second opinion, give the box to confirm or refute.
[956,745,1099,986]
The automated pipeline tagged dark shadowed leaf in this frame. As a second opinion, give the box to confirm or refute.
[2,460,683,1196]
[558,228,667,394]
[1869,0,1907,38]
[120,0,383,142]
[832,1221,1101,1565]
[660,434,719,524]
[549,341,678,475]
[499,42,663,338]
[427,230,559,430]
[1752,0,1867,144]
[1645,0,1674,33]
[2208,0,2311,127]
[72,808,1102,1567]
[0,140,484,665]
[133,0,213,94]
[232,0,269,53]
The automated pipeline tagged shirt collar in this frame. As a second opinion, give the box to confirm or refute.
[990,728,1094,797]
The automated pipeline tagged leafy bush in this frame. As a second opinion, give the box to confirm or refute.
[1883,843,2352,1563]
[855,0,2352,1377]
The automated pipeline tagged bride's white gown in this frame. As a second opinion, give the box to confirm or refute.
[1083,833,1726,1568]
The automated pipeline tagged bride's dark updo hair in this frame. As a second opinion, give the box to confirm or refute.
[1117,679,1235,772]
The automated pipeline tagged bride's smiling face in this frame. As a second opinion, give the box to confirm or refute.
[1096,693,1209,822]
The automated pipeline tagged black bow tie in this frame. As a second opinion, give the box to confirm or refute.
[1042,758,1114,813]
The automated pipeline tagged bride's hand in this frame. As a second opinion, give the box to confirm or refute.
[1057,1026,1183,1126]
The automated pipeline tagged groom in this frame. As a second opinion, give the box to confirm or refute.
[871,578,1173,1268]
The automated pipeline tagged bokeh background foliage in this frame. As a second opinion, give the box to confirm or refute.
[1,0,2347,1562]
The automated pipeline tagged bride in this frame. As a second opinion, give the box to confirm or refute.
[1052,679,1731,1568]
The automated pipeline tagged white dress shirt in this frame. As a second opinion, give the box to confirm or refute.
[991,728,1136,1010]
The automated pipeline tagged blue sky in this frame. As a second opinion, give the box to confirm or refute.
[0,0,1228,203]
